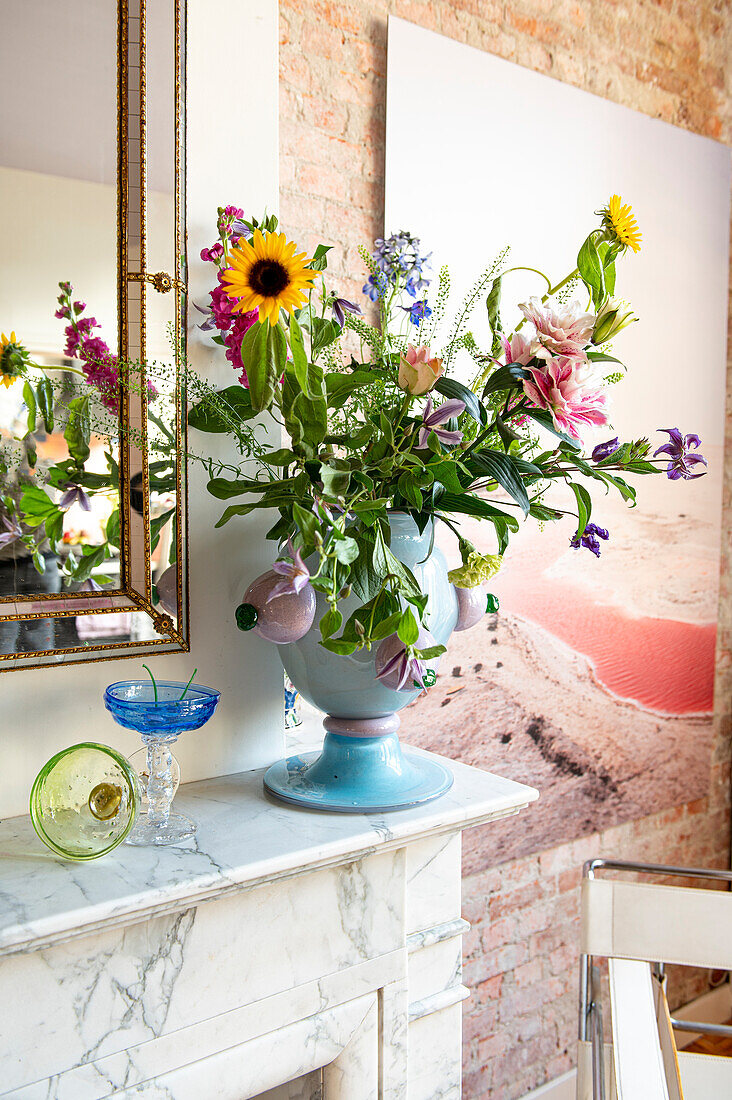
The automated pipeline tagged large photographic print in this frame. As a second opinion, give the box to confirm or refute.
[386,18,730,861]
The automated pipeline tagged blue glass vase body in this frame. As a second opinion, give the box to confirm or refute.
[266,515,457,812]
[279,514,457,718]
[104,680,220,844]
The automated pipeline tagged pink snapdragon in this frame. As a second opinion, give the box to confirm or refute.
[519,296,595,359]
[523,357,609,441]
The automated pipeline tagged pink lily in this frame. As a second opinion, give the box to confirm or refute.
[417,397,466,449]
[267,539,311,601]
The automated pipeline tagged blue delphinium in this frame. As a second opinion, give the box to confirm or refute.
[570,523,609,558]
[401,299,432,326]
[369,231,432,298]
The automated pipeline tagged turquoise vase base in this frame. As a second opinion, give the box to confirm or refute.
[263,731,454,813]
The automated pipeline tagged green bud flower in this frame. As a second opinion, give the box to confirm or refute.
[592,298,637,345]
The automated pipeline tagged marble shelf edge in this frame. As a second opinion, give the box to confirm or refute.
[0,748,539,959]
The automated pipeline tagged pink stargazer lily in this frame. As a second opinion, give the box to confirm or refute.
[267,539,311,601]
[417,397,466,448]
[522,358,609,442]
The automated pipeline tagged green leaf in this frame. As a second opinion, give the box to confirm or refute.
[266,448,298,465]
[207,475,290,498]
[350,528,381,602]
[372,525,423,601]
[587,350,624,366]
[370,611,402,641]
[311,317,341,356]
[320,458,351,498]
[36,378,54,434]
[64,396,91,466]
[23,382,36,433]
[436,491,520,529]
[320,637,359,655]
[325,370,378,409]
[188,385,256,433]
[333,535,359,565]
[243,322,286,413]
[416,644,447,660]
[310,244,332,272]
[577,233,605,309]
[529,501,562,522]
[18,485,60,528]
[467,450,531,517]
[569,481,592,537]
[106,509,120,548]
[435,376,484,423]
[293,500,318,545]
[524,407,581,449]
[482,364,528,398]
[397,608,419,646]
[288,314,310,395]
[319,608,343,639]
[486,275,503,356]
[397,471,423,511]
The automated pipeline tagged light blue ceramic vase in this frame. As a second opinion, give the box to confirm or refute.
[263,514,459,812]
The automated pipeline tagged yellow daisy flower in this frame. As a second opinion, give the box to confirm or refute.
[222,230,317,326]
[599,195,642,253]
[0,331,21,388]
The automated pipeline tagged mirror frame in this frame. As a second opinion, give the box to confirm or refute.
[0,0,189,671]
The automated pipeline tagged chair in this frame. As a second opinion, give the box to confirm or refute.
[577,858,732,1099]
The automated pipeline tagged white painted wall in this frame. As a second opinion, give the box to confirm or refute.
[0,0,282,819]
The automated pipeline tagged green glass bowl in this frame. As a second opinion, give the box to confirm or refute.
[30,742,139,861]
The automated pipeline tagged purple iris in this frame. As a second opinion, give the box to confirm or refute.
[417,397,465,449]
[591,437,620,462]
[376,643,426,691]
[401,299,432,326]
[570,523,609,558]
[331,297,363,327]
[59,484,91,511]
[653,428,707,480]
[267,538,311,601]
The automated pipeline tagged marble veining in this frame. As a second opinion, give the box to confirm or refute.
[0,750,536,957]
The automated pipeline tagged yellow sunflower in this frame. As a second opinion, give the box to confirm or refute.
[222,230,317,326]
[599,195,642,253]
[0,331,21,388]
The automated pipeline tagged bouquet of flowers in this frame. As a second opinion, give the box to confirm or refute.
[188,197,705,679]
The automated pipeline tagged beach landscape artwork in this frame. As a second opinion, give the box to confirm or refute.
[385,18,730,861]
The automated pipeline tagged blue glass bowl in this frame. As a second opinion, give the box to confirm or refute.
[104,680,221,737]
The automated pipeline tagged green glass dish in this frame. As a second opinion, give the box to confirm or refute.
[29,742,139,861]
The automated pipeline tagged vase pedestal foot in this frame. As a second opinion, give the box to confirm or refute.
[263,714,453,813]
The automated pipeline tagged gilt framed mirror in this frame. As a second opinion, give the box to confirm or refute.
[0,0,188,671]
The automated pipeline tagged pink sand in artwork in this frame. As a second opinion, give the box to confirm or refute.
[494,577,716,714]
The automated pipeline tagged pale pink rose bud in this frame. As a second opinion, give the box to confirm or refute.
[398,343,444,396]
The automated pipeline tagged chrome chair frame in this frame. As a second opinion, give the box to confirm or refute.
[579,858,732,1100]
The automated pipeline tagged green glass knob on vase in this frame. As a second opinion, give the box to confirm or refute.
[486,593,500,614]
[235,602,258,631]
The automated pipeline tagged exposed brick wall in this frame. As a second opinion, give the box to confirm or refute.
[279,2,732,1096]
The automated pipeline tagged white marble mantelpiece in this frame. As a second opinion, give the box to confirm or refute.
[0,748,537,1099]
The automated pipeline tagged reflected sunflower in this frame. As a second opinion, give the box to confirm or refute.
[222,230,316,326]
[599,195,642,253]
[0,331,23,388]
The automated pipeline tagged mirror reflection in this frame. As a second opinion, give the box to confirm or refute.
[0,0,186,662]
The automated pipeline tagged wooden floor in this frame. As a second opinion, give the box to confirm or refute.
[685,1020,732,1057]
